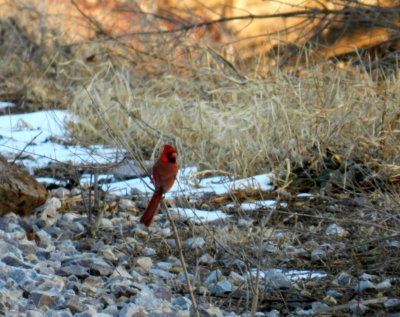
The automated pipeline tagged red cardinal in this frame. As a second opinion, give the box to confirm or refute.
[140,144,179,226]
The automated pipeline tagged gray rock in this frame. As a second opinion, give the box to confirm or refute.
[44,226,65,240]
[135,257,153,272]
[386,240,400,248]
[159,227,172,237]
[66,221,85,234]
[167,256,181,266]
[66,310,93,317]
[105,277,138,297]
[31,290,58,308]
[61,212,81,222]
[84,275,104,288]
[8,268,39,290]
[143,247,156,256]
[35,229,53,248]
[229,271,245,285]
[199,304,224,317]
[36,276,66,293]
[51,188,71,199]
[354,280,376,292]
[209,279,233,294]
[101,304,119,316]
[17,238,38,256]
[58,213,86,233]
[149,268,175,279]
[198,253,215,265]
[118,199,136,211]
[311,301,329,311]
[98,247,119,263]
[134,293,172,312]
[88,259,114,276]
[99,218,114,229]
[44,310,73,317]
[325,224,349,237]
[185,236,205,249]
[6,223,26,240]
[155,261,173,271]
[334,272,355,286]
[1,255,33,269]
[113,160,146,180]
[294,301,329,316]
[205,270,223,284]
[258,269,292,289]
[385,298,400,309]
[232,259,246,269]
[118,303,143,317]
[64,296,88,314]
[40,197,61,226]
[10,229,27,240]
[177,271,194,284]
[0,240,23,260]
[49,250,66,262]
[172,296,192,310]
[165,238,177,248]
[265,309,280,317]
[63,255,114,276]
[58,265,89,278]
[0,289,14,311]
[56,239,77,255]
[326,289,343,298]
[70,188,82,196]
[349,302,369,315]
[311,243,332,261]
[153,284,173,301]
[130,270,145,283]
[377,279,392,290]
[27,310,44,317]
[111,266,131,279]
[359,272,379,281]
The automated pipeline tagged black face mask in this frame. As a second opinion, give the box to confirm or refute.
[166,151,177,164]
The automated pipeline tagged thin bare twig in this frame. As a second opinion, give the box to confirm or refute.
[161,201,200,317]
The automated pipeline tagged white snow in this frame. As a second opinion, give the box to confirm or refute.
[0,110,121,167]
[0,101,15,109]
[240,200,277,210]
[249,268,327,281]
[0,110,277,207]
[170,207,230,223]
[0,108,323,283]
[0,109,280,224]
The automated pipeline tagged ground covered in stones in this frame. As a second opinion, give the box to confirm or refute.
[0,182,399,316]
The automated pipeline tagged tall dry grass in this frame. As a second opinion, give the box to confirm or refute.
[1,0,400,180]
[68,60,400,178]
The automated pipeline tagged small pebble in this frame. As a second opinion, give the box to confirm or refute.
[135,257,153,272]
[185,236,205,249]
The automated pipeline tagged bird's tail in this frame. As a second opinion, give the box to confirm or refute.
[140,187,163,227]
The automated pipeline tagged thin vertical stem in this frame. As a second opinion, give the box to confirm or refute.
[162,201,200,317]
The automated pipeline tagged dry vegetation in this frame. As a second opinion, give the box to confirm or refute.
[0,0,399,315]
[1,0,400,180]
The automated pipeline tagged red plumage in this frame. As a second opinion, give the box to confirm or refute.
[140,144,179,226]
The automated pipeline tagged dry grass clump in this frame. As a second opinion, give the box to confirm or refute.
[1,0,400,182]
[0,0,123,111]
[68,60,400,178]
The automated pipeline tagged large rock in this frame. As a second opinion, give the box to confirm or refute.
[0,155,47,215]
